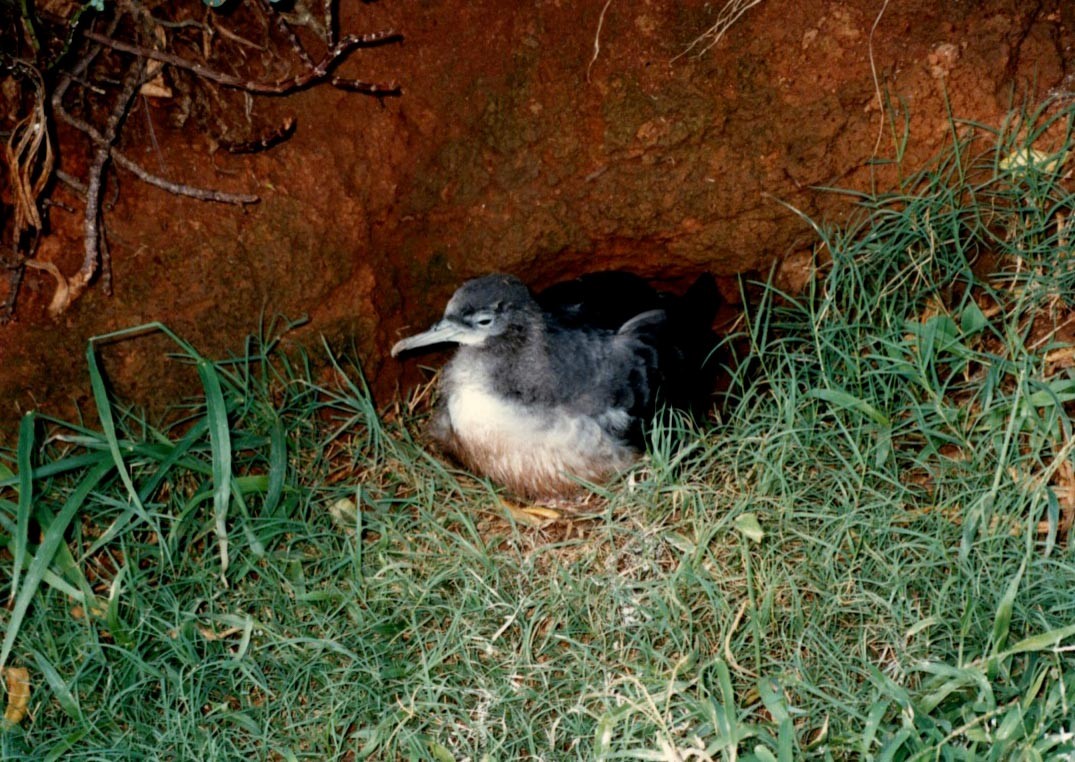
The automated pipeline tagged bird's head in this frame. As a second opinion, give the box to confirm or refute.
[391,274,538,357]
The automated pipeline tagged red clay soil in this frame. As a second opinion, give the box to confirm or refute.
[1,0,1072,440]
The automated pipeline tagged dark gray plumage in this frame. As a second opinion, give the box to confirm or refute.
[392,273,716,499]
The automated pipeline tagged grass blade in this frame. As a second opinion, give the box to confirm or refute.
[198,358,233,580]
[991,558,1026,657]
[807,387,891,427]
[0,461,112,669]
[264,408,287,517]
[85,339,149,523]
[9,413,35,616]
[991,621,1075,663]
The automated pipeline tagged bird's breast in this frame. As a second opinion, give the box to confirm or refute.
[437,363,638,498]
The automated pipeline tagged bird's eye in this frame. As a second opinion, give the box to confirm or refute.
[474,315,494,328]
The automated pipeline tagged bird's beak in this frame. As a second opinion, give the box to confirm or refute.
[391,319,469,357]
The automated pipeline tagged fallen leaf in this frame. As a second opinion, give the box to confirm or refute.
[2,667,30,728]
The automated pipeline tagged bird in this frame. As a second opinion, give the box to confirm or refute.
[391,272,718,501]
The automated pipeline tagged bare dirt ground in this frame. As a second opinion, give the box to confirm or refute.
[1,0,1072,440]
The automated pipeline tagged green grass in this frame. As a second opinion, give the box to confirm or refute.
[4,103,1075,760]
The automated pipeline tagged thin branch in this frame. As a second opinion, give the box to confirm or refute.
[28,47,143,318]
[53,101,260,204]
[114,152,260,203]
[54,169,87,194]
[80,57,144,286]
[324,0,338,46]
[0,261,25,324]
[82,27,402,95]
[52,13,123,107]
[262,0,316,69]
[100,226,112,295]
[218,116,296,155]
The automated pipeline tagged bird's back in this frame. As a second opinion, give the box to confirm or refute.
[540,310,664,445]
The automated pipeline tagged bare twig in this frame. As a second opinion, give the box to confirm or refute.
[114,153,260,203]
[82,27,402,95]
[323,0,338,46]
[218,116,296,154]
[100,228,112,296]
[54,169,87,194]
[24,43,145,319]
[52,14,123,107]
[1,260,25,323]
[53,100,260,204]
[69,57,146,313]
[263,0,316,69]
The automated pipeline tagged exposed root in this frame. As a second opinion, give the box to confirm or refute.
[1,0,401,318]
[671,0,764,63]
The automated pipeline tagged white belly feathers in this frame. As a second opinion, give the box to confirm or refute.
[439,362,637,496]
